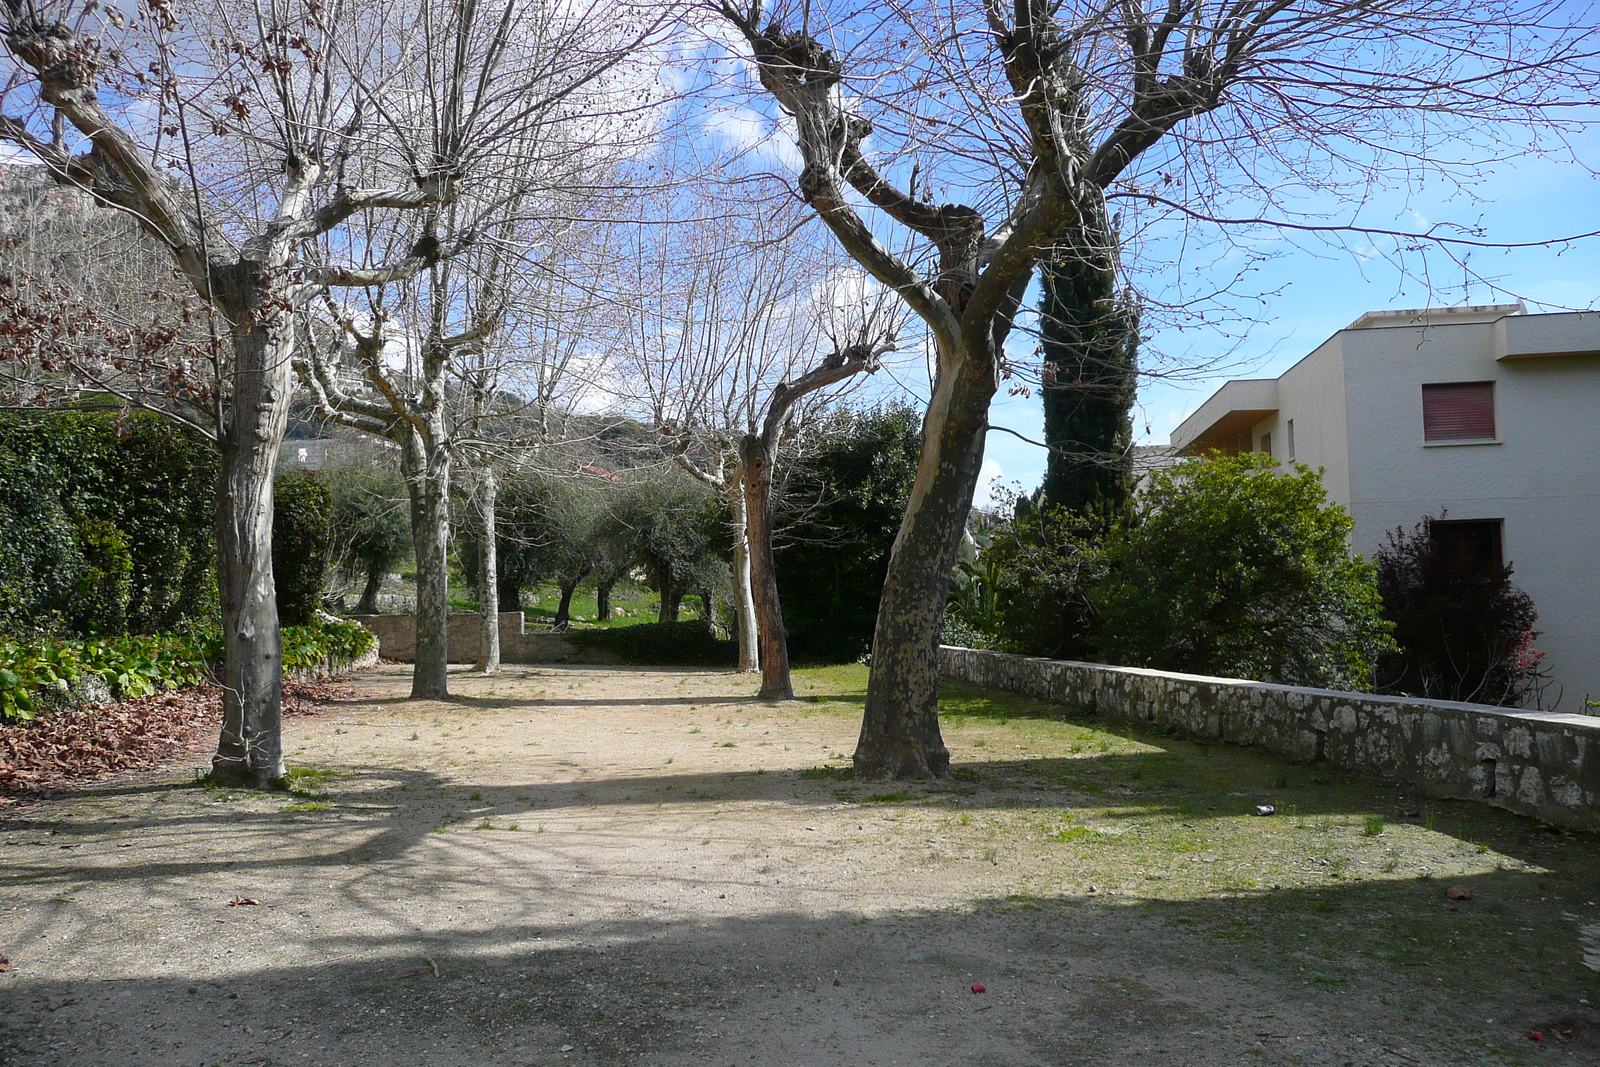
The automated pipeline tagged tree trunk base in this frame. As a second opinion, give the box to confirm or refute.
[757,682,795,701]
[208,754,286,789]
[410,678,450,701]
[852,739,951,781]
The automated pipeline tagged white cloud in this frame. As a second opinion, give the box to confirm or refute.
[702,105,801,172]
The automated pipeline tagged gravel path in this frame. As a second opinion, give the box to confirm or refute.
[0,662,1595,1066]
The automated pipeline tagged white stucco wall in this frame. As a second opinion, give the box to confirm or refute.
[1174,308,1600,708]
[1338,317,1600,708]
[1245,334,1352,504]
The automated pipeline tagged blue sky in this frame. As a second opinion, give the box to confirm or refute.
[979,135,1600,504]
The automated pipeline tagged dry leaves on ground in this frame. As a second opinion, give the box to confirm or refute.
[0,677,352,793]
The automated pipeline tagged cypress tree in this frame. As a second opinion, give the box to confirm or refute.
[1037,225,1139,523]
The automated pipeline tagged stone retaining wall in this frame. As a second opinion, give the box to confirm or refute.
[939,646,1600,833]
[345,613,620,665]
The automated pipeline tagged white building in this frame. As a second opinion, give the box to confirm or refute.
[1171,304,1600,707]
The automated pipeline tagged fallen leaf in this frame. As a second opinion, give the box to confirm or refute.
[226,896,260,907]
[1527,1031,1544,1043]
[971,983,986,994]
[1446,886,1473,901]
[0,957,9,972]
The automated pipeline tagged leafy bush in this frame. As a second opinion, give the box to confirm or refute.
[281,619,376,669]
[776,404,922,662]
[1374,516,1545,706]
[0,632,218,722]
[1092,452,1394,689]
[0,619,373,722]
[0,411,217,635]
[71,518,133,635]
[971,502,1106,660]
[0,450,83,636]
[273,473,334,627]
[566,620,736,666]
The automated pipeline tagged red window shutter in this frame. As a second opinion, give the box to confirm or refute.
[1422,382,1495,441]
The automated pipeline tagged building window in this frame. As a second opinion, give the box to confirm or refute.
[1286,419,1295,461]
[1429,518,1503,569]
[1422,381,1495,442]
[1258,432,1271,456]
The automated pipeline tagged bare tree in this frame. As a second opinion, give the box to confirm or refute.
[620,186,903,693]
[0,0,523,783]
[715,0,1598,778]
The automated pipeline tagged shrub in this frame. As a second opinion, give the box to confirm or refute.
[776,405,922,662]
[273,473,334,626]
[0,450,83,636]
[0,619,373,722]
[1374,515,1545,706]
[976,503,1106,660]
[1093,452,1393,689]
[281,619,376,669]
[0,411,217,635]
[71,518,132,635]
[566,620,736,667]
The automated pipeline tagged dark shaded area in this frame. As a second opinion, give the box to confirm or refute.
[0,861,1594,1066]
[0,410,216,636]
[775,405,921,663]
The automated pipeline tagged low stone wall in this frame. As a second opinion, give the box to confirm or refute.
[345,613,620,665]
[939,646,1600,833]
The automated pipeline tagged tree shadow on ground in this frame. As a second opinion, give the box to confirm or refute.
[1,866,1596,1067]
[2,742,1588,893]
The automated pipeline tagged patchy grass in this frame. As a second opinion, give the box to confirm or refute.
[787,661,1600,1043]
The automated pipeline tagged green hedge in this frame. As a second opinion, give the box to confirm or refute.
[566,620,736,667]
[0,620,375,723]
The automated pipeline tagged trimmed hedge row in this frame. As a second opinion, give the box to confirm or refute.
[566,620,736,667]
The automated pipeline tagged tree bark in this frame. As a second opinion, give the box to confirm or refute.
[596,579,614,622]
[854,336,996,779]
[474,467,500,673]
[357,565,385,615]
[741,432,794,700]
[660,584,683,624]
[730,488,760,672]
[404,425,451,700]
[552,563,591,630]
[210,309,293,787]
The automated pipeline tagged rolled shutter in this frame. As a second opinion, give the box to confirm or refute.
[1422,382,1495,441]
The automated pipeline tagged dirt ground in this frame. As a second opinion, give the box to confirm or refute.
[1,662,1597,1067]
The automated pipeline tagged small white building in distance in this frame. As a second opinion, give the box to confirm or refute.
[1171,304,1600,708]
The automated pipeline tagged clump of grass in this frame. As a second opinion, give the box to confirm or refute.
[281,801,329,813]
[861,790,915,804]
[1050,825,1094,844]
[1363,815,1385,836]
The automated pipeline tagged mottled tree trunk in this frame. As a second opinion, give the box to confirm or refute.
[660,583,683,624]
[552,563,591,630]
[404,426,451,700]
[210,308,293,787]
[741,433,793,700]
[474,467,500,674]
[730,489,760,672]
[854,337,996,779]
[596,579,614,622]
[357,566,385,615]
